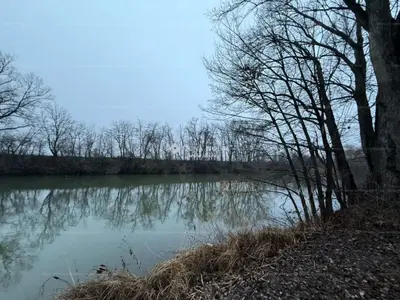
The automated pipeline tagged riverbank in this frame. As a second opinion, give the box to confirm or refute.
[192,225,400,299]
[0,154,284,176]
[56,206,400,300]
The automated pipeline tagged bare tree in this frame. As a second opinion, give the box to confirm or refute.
[28,127,46,155]
[184,118,216,160]
[0,52,53,131]
[39,103,74,156]
[344,0,400,189]
[178,124,188,159]
[136,120,158,159]
[109,120,136,157]
[161,123,175,159]
[149,123,164,159]
[217,121,237,162]
[203,0,372,218]
[82,124,97,157]
[94,127,115,157]
[67,122,86,156]
[0,129,35,155]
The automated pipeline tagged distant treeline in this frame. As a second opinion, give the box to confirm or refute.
[0,154,293,176]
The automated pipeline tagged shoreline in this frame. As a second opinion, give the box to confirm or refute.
[0,154,288,177]
[56,226,303,300]
[55,207,400,300]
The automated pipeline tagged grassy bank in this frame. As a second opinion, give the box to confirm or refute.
[0,154,284,176]
[55,205,400,300]
[56,227,302,300]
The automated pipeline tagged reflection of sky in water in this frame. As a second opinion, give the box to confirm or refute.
[0,176,309,300]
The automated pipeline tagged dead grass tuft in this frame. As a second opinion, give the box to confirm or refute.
[56,227,303,300]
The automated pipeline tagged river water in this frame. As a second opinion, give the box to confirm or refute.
[0,174,296,300]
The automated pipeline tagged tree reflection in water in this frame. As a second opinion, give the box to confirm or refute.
[0,177,275,289]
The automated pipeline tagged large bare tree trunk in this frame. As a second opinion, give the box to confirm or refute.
[367,1,400,189]
[345,0,400,191]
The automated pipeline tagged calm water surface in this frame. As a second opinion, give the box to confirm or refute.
[0,174,293,300]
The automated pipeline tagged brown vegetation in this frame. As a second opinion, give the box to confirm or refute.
[56,228,303,300]
[57,202,400,300]
[56,202,400,300]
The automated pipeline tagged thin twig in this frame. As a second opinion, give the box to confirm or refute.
[66,260,76,287]
[144,241,162,259]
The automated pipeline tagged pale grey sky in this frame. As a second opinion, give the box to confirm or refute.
[1,0,217,128]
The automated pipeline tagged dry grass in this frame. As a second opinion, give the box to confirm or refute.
[56,227,304,300]
[57,196,400,300]
[321,192,400,231]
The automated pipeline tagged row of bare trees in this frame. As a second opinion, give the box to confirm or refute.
[0,50,274,161]
[0,42,364,167]
[0,108,281,162]
[0,46,362,169]
[0,56,298,163]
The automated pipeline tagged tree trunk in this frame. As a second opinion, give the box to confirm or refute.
[314,61,359,202]
[353,21,377,177]
[345,0,400,194]
[367,2,400,190]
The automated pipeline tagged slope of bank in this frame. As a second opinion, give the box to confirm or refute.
[192,227,400,300]
[0,154,282,176]
[56,208,400,300]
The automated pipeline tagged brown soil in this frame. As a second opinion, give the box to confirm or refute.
[190,225,400,299]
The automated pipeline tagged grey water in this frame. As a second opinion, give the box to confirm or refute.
[0,174,295,300]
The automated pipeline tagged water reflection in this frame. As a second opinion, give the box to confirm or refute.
[0,177,273,290]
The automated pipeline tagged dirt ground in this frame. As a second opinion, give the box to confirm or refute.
[189,225,400,300]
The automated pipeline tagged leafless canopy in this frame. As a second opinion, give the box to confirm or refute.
[0,52,53,131]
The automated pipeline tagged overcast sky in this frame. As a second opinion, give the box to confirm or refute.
[1,0,217,128]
